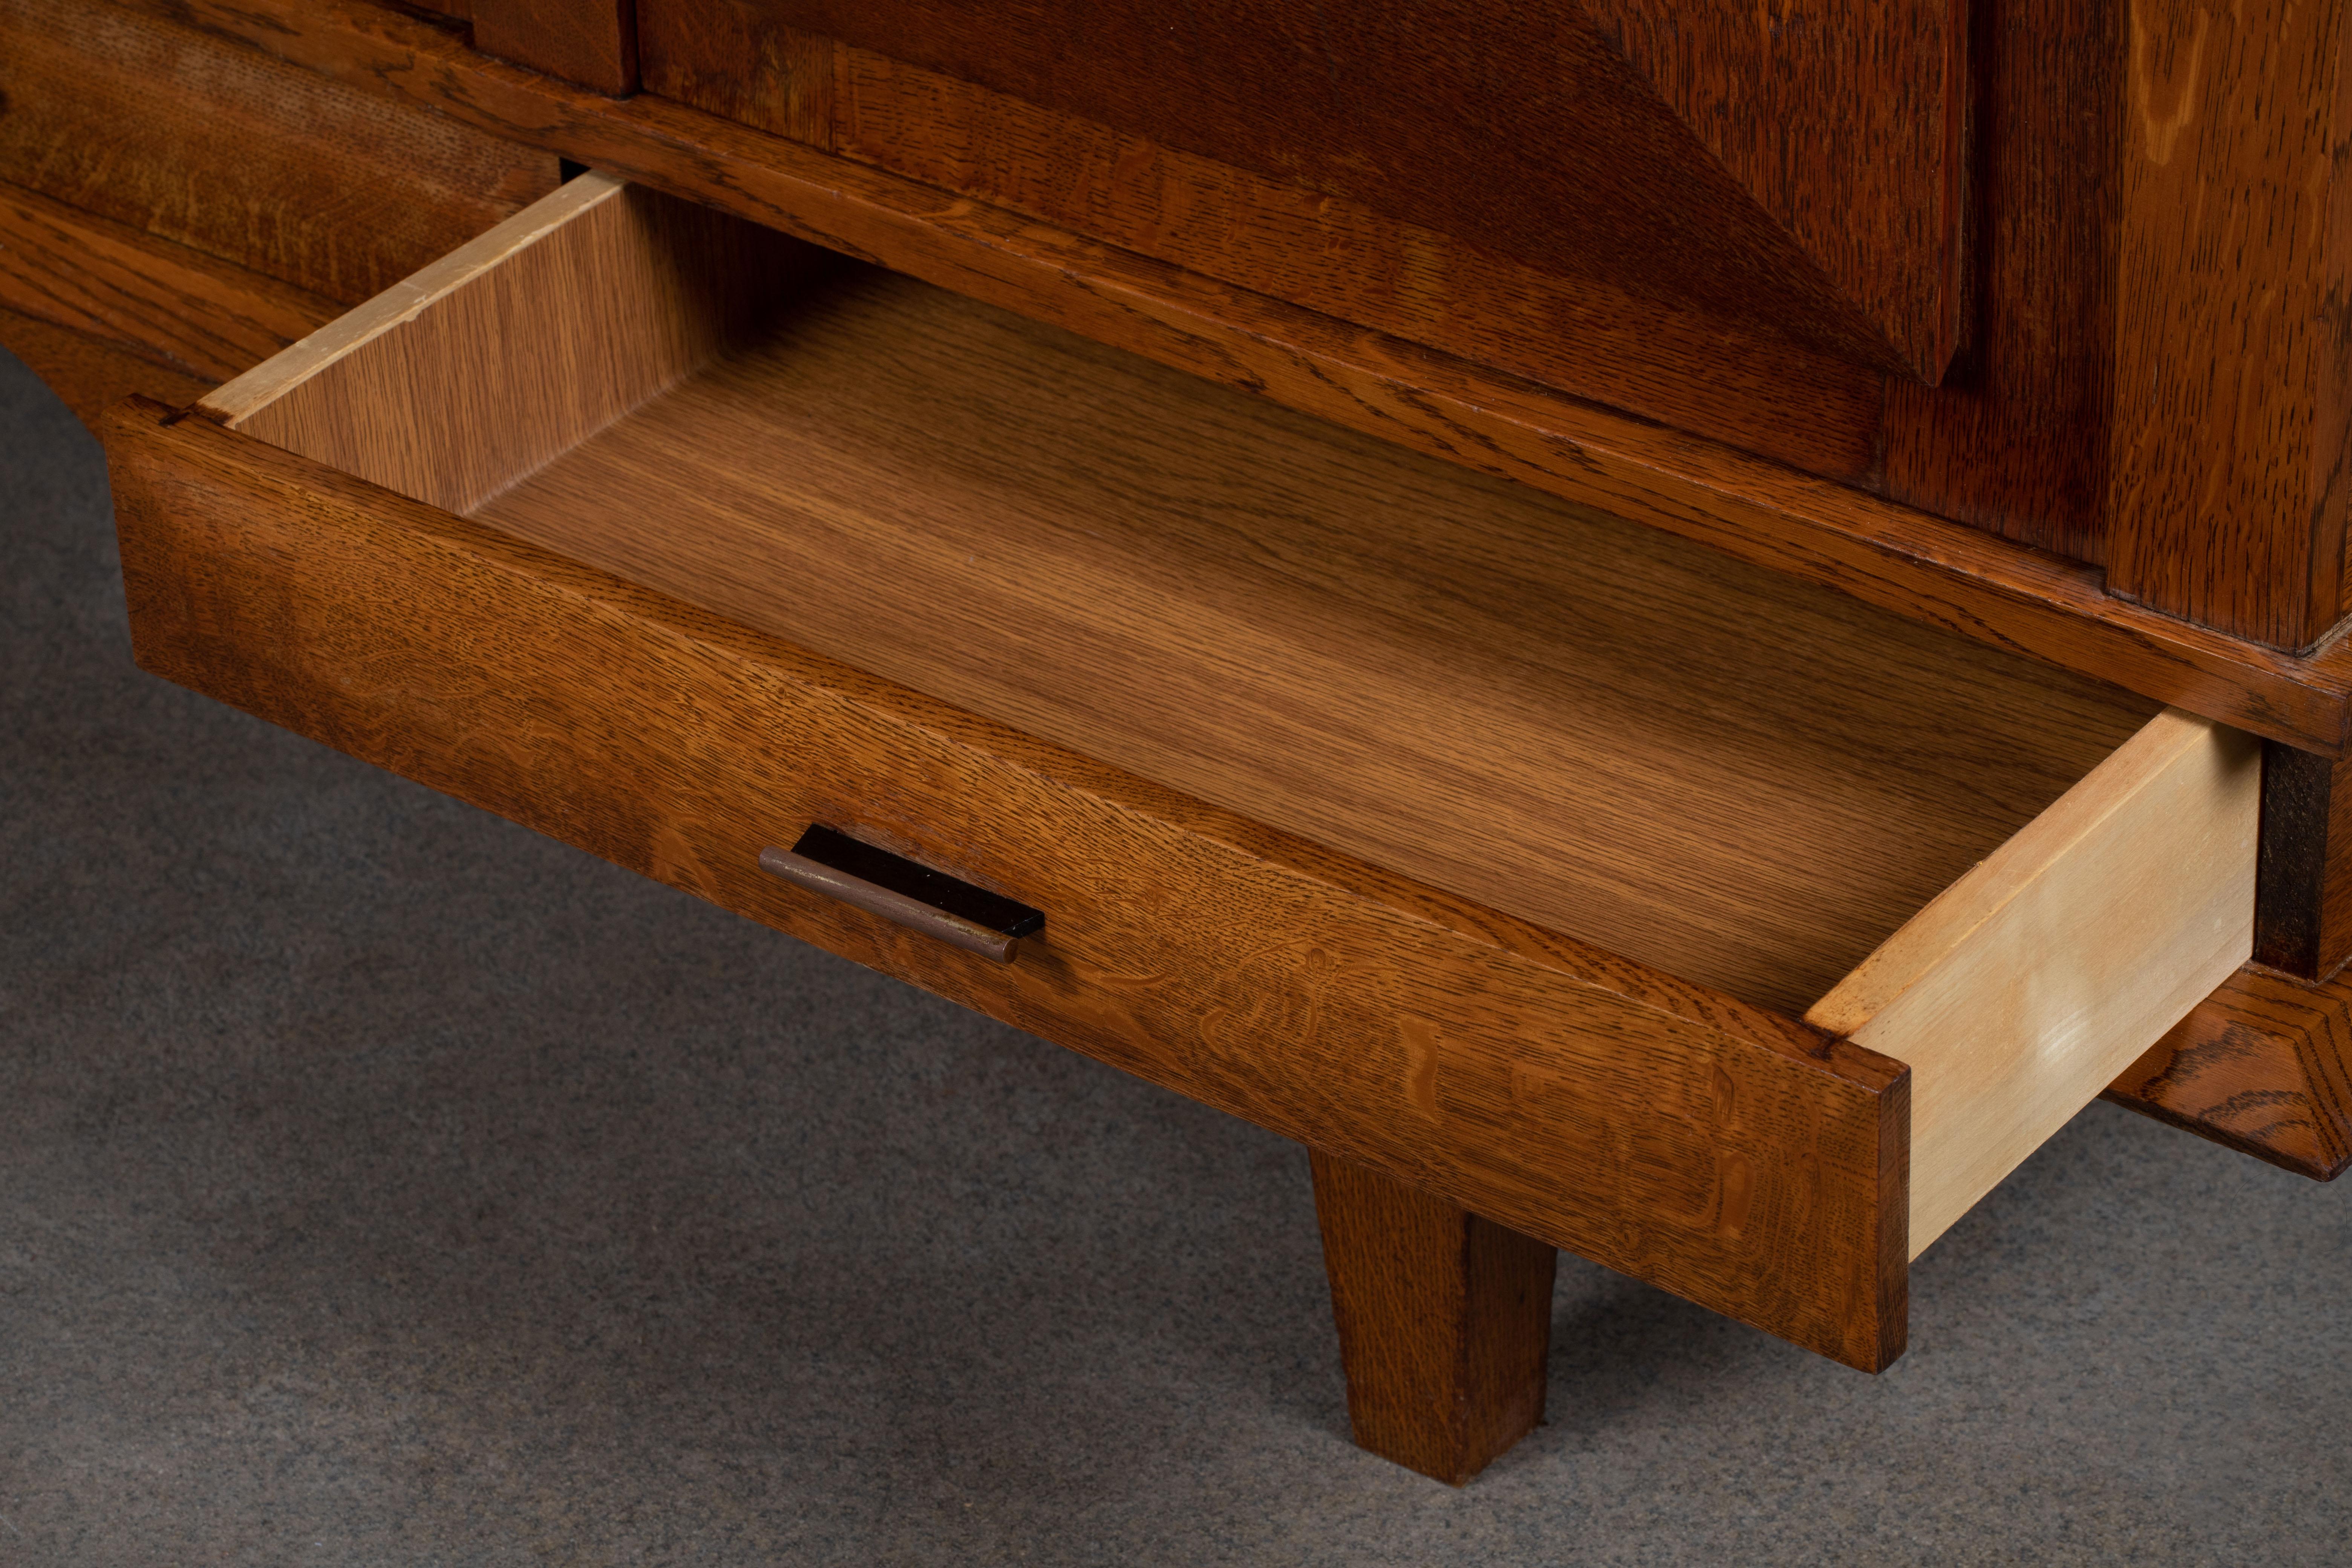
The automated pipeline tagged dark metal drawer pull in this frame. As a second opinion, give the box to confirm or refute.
[759,825,1045,964]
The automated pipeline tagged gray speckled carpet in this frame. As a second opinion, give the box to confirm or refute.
[4,346,2349,1566]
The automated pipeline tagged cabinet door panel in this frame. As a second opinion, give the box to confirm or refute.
[700,0,1965,383]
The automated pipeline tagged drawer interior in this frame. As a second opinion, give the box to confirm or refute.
[195,173,2261,1259]
[203,174,2161,1025]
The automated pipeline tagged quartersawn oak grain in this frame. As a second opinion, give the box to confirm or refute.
[0,0,559,305]
[103,399,1915,1373]
[0,306,210,430]
[2105,961,2352,1181]
[94,0,2352,753]
[1311,1151,1557,1487]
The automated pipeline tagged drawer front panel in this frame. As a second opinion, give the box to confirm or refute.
[106,402,1910,1372]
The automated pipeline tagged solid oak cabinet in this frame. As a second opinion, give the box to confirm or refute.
[7,0,2352,1488]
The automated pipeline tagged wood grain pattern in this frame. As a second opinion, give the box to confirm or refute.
[103,401,1914,1372]
[1310,1151,1556,1486]
[2104,962,2352,1180]
[2107,0,2352,649]
[0,306,210,430]
[0,0,559,304]
[638,20,1886,480]
[98,0,2352,753]
[1570,0,1967,380]
[1880,0,2119,567]
[206,173,815,513]
[2252,743,2352,979]
[472,0,636,95]
[711,0,1963,380]
[1811,710,2260,1254]
[640,0,832,146]
[438,260,2152,1018]
[0,180,335,385]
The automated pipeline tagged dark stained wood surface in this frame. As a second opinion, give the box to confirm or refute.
[472,0,637,95]
[2105,963,2352,1181]
[0,0,560,305]
[103,401,1915,1372]
[2253,744,2352,980]
[94,0,2352,753]
[1880,0,2118,568]
[640,0,833,145]
[712,0,1964,381]
[1311,1151,1557,1486]
[473,262,2157,1020]
[0,181,336,386]
[2106,0,2352,650]
[637,17,1887,480]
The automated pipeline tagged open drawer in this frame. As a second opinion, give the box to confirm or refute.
[100,175,2258,1375]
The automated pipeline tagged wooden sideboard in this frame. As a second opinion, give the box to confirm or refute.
[8,0,2352,1485]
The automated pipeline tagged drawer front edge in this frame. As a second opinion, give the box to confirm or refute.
[103,401,1911,1372]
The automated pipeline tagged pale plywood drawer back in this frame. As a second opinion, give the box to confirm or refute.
[1808,710,2258,1255]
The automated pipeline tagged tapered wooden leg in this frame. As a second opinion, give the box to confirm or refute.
[1309,1150,1558,1485]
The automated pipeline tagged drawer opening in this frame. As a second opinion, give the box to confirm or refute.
[198,174,2257,1258]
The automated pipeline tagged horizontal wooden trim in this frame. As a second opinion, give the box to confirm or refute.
[104,397,1913,1371]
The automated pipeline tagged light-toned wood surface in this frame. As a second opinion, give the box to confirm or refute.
[207,173,817,514]
[104,400,1914,1371]
[1810,710,2260,1255]
[447,263,2158,1017]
